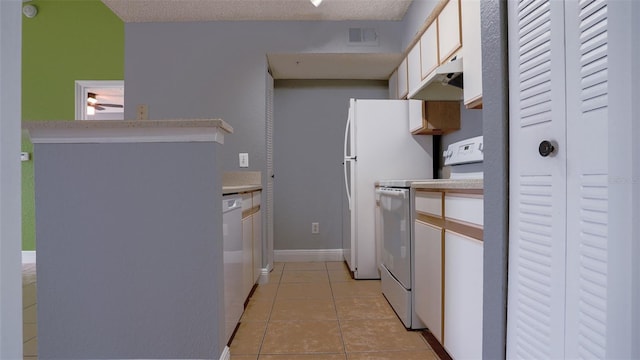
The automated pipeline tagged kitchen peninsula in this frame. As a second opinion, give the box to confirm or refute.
[23,119,232,360]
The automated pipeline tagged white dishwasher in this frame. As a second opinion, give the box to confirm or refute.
[222,196,242,344]
[377,181,424,329]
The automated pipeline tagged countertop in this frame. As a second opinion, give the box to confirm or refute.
[411,178,483,190]
[22,119,233,131]
[222,185,262,195]
[22,119,233,144]
[222,171,262,195]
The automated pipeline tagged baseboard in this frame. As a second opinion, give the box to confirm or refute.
[22,251,36,264]
[274,249,344,262]
[219,345,230,360]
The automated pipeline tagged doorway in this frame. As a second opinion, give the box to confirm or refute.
[74,80,124,120]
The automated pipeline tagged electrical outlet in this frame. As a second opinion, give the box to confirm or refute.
[239,153,249,168]
[136,104,148,120]
[311,222,319,234]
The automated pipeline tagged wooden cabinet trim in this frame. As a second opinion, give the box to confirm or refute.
[465,95,483,110]
[416,213,445,228]
[444,219,483,241]
[417,188,483,195]
[441,230,446,345]
[242,205,260,219]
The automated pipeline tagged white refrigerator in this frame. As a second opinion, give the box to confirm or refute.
[342,99,433,279]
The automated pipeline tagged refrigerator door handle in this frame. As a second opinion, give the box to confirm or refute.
[344,158,352,211]
[343,107,354,211]
[343,112,351,159]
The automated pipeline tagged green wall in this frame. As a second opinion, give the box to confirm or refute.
[22,0,124,250]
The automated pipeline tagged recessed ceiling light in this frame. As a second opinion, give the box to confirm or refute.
[310,0,323,7]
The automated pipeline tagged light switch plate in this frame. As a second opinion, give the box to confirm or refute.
[239,153,249,168]
[20,152,30,162]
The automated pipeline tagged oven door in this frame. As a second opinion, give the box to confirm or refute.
[377,187,412,290]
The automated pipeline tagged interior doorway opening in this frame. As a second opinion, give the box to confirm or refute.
[74,80,124,120]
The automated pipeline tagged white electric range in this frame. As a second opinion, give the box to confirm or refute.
[377,136,483,329]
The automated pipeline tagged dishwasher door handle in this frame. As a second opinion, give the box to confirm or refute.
[375,188,408,198]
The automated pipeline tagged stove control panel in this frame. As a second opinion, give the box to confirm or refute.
[443,136,484,166]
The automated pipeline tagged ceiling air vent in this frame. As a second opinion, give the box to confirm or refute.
[348,27,379,46]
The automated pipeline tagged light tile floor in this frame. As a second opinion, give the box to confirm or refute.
[21,261,438,360]
[230,261,439,360]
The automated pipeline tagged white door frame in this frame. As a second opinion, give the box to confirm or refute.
[74,80,124,120]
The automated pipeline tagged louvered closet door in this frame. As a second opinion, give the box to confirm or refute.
[564,1,609,358]
[507,1,568,358]
[266,73,275,270]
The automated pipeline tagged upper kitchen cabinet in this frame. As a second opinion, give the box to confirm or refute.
[388,69,398,99]
[397,58,409,99]
[409,100,460,135]
[420,22,439,80]
[405,0,464,101]
[461,0,483,108]
[407,43,422,95]
[437,0,462,64]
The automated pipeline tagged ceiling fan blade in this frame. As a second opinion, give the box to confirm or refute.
[95,105,105,111]
[95,103,124,108]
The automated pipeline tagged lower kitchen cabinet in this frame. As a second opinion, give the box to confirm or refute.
[413,188,483,359]
[242,190,262,299]
[252,191,262,283]
[444,230,483,360]
[414,220,444,342]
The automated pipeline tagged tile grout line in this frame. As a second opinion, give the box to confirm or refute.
[326,261,349,359]
[254,263,283,357]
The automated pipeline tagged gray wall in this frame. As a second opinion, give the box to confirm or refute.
[480,1,509,359]
[34,142,225,359]
[273,80,388,250]
[124,20,402,175]
[0,1,23,358]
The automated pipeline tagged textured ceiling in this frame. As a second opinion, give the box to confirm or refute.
[101,0,413,22]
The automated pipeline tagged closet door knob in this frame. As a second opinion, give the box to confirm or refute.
[538,140,555,157]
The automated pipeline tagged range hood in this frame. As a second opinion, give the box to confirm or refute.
[408,57,463,101]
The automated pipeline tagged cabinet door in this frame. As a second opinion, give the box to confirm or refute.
[252,209,262,283]
[438,0,462,63]
[397,58,409,99]
[461,0,482,108]
[420,22,439,80]
[388,69,398,99]
[407,42,422,95]
[444,230,483,360]
[414,221,444,342]
[242,215,253,299]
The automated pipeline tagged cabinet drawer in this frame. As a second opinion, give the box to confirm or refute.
[415,191,443,217]
[445,194,483,226]
[241,193,252,212]
[252,191,261,208]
